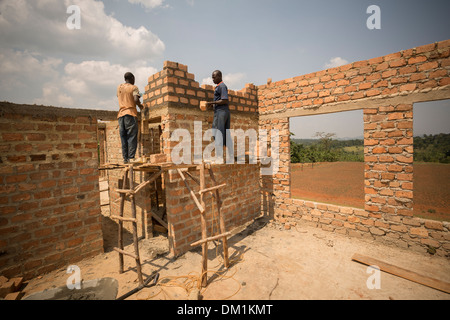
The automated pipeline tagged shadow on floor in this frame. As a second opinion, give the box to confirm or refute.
[101,215,134,253]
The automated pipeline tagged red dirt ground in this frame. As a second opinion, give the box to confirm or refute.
[290,162,450,222]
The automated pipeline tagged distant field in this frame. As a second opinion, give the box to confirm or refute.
[342,146,364,153]
[290,162,450,222]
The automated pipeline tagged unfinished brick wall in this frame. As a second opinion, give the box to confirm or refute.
[143,62,261,256]
[258,40,450,256]
[105,61,262,256]
[0,102,116,279]
[143,61,259,162]
[165,164,261,255]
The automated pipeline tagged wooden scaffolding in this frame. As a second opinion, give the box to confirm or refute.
[99,161,230,288]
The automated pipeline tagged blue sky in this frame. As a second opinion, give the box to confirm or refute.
[0,0,449,138]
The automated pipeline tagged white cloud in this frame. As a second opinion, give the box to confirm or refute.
[34,83,75,107]
[0,0,165,63]
[0,49,61,80]
[63,60,156,98]
[0,48,157,109]
[324,57,349,69]
[201,73,247,91]
[127,0,166,9]
[36,60,157,110]
[0,0,164,110]
[0,48,62,101]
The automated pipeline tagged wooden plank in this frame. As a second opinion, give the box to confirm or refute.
[209,167,229,268]
[185,171,200,185]
[199,163,208,287]
[351,253,450,294]
[129,166,144,287]
[113,247,138,260]
[111,215,137,223]
[5,292,25,300]
[0,280,15,298]
[152,210,168,229]
[134,170,162,194]
[153,224,167,233]
[115,188,135,195]
[177,169,204,213]
[198,183,226,195]
[190,232,232,247]
[118,168,129,274]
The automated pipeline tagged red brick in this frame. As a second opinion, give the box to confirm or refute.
[7,155,27,163]
[389,59,406,68]
[388,164,403,172]
[399,83,417,92]
[418,61,439,71]
[366,89,381,97]
[2,133,23,141]
[68,237,84,247]
[410,227,428,237]
[399,66,417,75]
[27,133,46,141]
[416,43,436,54]
[439,77,450,86]
[373,147,386,154]
[424,220,444,231]
[5,175,27,184]
[382,69,397,78]
[408,56,427,64]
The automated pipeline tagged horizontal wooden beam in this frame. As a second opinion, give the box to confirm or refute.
[113,247,138,260]
[199,183,226,195]
[190,232,231,247]
[111,215,137,223]
[115,188,134,195]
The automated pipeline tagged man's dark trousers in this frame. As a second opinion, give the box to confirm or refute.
[212,108,233,160]
[119,115,138,162]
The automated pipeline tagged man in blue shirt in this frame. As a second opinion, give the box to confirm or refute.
[205,70,233,163]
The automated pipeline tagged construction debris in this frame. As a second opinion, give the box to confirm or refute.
[0,276,24,300]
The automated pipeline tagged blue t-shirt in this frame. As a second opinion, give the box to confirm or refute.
[213,82,229,111]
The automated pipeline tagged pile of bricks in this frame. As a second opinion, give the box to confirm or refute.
[0,275,24,300]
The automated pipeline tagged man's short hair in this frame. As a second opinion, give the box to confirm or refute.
[124,72,135,81]
[213,70,222,77]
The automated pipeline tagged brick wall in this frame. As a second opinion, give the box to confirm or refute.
[0,102,116,279]
[258,40,450,115]
[165,164,261,256]
[258,40,450,256]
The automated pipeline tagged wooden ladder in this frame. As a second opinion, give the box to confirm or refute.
[177,162,229,288]
[103,164,163,286]
[111,165,162,287]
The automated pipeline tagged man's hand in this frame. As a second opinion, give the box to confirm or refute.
[134,95,145,110]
